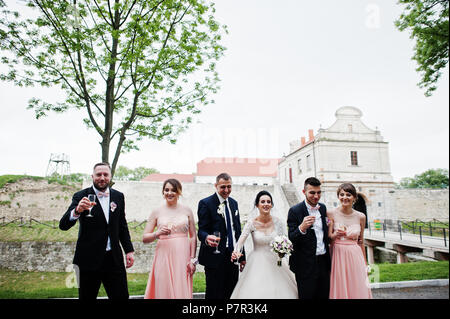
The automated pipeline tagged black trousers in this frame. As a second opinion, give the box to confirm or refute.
[204,248,239,299]
[78,251,129,300]
[295,254,330,299]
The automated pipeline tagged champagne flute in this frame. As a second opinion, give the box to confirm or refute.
[233,249,242,266]
[213,231,221,254]
[167,221,174,237]
[86,194,96,217]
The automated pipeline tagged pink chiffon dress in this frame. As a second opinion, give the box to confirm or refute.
[329,210,372,299]
[144,212,193,299]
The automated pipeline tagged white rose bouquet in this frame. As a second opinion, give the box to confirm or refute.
[270,235,293,266]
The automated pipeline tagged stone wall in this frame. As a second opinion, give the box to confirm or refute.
[82,180,287,222]
[387,189,449,221]
[0,179,80,221]
[0,241,184,274]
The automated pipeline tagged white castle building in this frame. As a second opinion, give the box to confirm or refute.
[278,106,396,224]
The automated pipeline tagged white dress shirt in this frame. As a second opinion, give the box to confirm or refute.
[301,201,326,256]
[216,193,237,249]
[70,185,111,251]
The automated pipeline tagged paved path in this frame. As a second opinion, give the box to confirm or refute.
[372,285,448,299]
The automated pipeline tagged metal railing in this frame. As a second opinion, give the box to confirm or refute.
[367,218,448,247]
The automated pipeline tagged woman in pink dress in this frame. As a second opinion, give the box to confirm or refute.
[142,179,197,299]
[327,183,372,299]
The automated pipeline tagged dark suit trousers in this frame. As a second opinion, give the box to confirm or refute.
[78,251,129,300]
[295,254,330,299]
[204,248,239,299]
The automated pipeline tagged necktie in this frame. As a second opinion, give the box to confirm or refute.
[98,190,109,198]
[223,201,234,251]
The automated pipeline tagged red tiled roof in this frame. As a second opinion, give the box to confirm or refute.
[196,157,280,177]
[141,173,195,183]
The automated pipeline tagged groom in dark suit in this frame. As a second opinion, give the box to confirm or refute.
[287,177,331,299]
[197,173,246,299]
[59,162,134,299]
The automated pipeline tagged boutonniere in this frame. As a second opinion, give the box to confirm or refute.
[217,202,225,218]
[234,209,239,217]
[110,202,117,212]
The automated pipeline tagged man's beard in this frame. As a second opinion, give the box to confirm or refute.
[94,181,109,192]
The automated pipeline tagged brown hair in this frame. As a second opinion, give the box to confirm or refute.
[93,162,111,171]
[336,183,358,200]
[304,177,321,189]
[216,172,232,183]
[162,179,182,196]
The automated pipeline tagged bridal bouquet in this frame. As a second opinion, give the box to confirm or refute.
[270,235,293,267]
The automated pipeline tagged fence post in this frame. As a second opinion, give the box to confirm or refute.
[383,222,386,238]
[419,226,423,244]
[429,221,433,237]
[444,228,447,248]
[398,221,402,240]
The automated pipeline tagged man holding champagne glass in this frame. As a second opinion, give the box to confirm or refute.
[59,162,135,300]
[197,173,246,299]
[287,177,331,299]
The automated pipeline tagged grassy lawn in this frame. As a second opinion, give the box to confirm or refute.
[0,261,447,299]
[376,261,449,282]
[0,268,206,299]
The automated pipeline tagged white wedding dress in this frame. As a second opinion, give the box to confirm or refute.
[230,216,298,299]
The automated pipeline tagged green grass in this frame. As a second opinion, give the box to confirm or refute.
[0,269,206,299]
[0,175,44,189]
[376,261,449,282]
[0,262,446,299]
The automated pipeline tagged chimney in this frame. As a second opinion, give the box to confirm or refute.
[301,137,306,146]
[308,129,314,141]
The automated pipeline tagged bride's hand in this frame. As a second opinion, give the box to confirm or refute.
[231,251,242,262]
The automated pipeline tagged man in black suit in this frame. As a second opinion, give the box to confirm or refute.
[287,177,331,299]
[197,173,246,299]
[59,163,134,300]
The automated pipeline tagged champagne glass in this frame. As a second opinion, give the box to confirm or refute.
[233,249,242,266]
[213,231,221,254]
[167,221,174,237]
[86,194,96,217]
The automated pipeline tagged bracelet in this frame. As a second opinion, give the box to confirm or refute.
[190,257,198,265]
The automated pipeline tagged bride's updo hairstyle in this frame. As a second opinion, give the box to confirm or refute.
[254,190,274,207]
[162,178,183,196]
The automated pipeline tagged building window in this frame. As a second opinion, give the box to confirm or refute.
[297,159,302,174]
[348,124,353,132]
[333,202,338,207]
[378,202,382,207]
[306,155,312,171]
[350,151,358,166]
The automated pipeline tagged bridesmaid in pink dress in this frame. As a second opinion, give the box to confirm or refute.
[327,183,372,299]
[142,179,198,299]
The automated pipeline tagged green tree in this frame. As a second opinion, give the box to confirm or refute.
[0,0,226,176]
[114,165,158,181]
[399,168,449,188]
[395,0,449,96]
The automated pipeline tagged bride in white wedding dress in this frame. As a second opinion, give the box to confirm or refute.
[230,191,298,299]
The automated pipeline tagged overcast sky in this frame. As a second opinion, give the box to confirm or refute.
[0,0,448,182]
